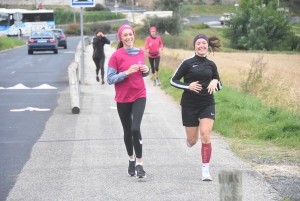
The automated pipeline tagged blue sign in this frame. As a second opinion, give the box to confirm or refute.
[71,0,95,7]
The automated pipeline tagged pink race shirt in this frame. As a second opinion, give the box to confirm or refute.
[108,48,146,103]
[145,36,164,58]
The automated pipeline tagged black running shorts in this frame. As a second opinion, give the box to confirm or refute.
[181,104,216,127]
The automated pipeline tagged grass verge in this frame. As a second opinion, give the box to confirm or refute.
[0,36,25,51]
[159,66,300,163]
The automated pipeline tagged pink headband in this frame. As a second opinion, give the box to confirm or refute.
[117,24,135,41]
[149,26,156,32]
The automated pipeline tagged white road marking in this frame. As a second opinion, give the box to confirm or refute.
[6,84,31,89]
[10,107,51,112]
[109,106,117,109]
[2,83,57,89]
[12,71,15,74]
[64,51,76,54]
[32,84,57,89]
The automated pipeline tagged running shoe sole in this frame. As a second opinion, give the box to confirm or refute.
[202,175,212,181]
[135,171,146,178]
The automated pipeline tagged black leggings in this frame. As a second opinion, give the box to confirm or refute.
[93,57,105,79]
[117,98,146,158]
[148,57,160,74]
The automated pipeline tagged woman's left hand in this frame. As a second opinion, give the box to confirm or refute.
[139,64,149,73]
[207,79,219,94]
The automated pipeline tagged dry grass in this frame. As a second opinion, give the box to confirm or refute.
[160,48,300,114]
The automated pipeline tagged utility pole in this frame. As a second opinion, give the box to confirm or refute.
[34,0,37,9]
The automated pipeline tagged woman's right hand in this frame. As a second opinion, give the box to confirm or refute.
[125,64,140,76]
[189,81,202,93]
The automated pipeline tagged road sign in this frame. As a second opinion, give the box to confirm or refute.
[13,12,23,21]
[277,8,284,11]
[70,0,95,7]
[14,20,22,26]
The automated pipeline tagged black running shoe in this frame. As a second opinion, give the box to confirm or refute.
[101,80,105,85]
[96,76,99,82]
[135,165,146,178]
[127,160,136,176]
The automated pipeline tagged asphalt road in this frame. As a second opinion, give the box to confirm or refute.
[0,36,81,200]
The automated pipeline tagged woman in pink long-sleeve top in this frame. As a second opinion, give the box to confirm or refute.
[107,24,150,179]
[145,26,164,86]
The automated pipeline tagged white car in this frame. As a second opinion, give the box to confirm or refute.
[220,13,235,25]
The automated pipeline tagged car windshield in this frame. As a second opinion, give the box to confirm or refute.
[52,30,62,35]
[31,31,53,37]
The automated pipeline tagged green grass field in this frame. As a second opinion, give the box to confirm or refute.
[0,37,25,51]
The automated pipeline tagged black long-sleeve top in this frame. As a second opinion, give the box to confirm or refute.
[92,36,111,58]
[170,54,220,107]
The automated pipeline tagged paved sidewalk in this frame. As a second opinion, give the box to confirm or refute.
[5,44,282,200]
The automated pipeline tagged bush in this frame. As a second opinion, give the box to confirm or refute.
[283,33,300,51]
[190,23,209,29]
[296,43,300,52]
[64,23,88,35]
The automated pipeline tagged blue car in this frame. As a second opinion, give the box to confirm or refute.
[27,30,58,54]
[51,29,68,49]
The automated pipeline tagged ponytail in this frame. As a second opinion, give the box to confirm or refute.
[117,41,124,49]
[208,36,221,53]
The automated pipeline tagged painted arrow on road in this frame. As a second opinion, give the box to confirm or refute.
[10,107,51,112]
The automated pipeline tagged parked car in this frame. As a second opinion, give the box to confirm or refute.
[220,13,235,25]
[51,29,67,49]
[27,30,58,54]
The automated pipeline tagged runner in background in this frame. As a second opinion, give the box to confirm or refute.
[92,29,111,84]
[145,26,164,86]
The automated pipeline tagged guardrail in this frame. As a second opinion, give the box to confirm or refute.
[68,36,90,114]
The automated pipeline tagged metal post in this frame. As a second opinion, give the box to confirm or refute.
[278,0,279,7]
[17,12,20,40]
[80,7,84,84]
[35,0,37,9]
[74,8,76,23]
[132,0,135,24]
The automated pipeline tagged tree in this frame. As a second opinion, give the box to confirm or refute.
[224,0,295,51]
[143,0,191,36]
[153,0,191,18]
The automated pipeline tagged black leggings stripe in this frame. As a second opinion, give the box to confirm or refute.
[93,57,105,79]
[148,57,160,74]
[117,98,146,158]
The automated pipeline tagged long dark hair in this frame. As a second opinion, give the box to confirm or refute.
[117,41,123,50]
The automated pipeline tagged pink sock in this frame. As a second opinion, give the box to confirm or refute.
[201,143,212,163]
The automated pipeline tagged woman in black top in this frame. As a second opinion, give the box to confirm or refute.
[170,34,222,181]
[92,30,111,84]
